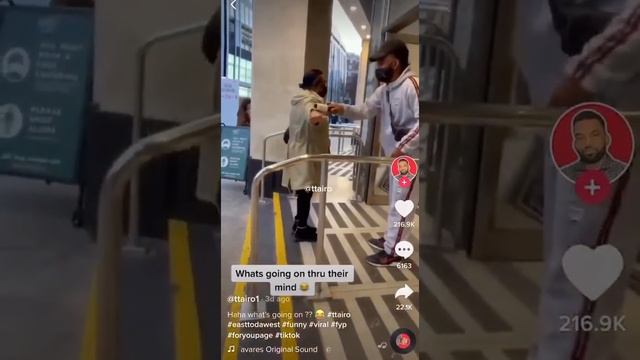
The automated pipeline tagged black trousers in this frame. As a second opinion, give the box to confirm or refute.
[295,189,313,226]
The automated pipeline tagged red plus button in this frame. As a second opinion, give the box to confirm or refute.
[575,170,612,205]
[398,175,412,188]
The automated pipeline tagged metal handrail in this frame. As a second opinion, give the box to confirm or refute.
[260,131,364,200]
[130,22,208,247]
[330,133,362,154]
[329,123,361,131]
[249,154,394,269]
[422,35,459,66]
[329,123,361,143]
[94,114,220,360]
[328,134,364,195]
[330,128,357,154]
[330,123,360,127]
[330,128,357,136]
[423,34,459,102]
[421,101,640,126]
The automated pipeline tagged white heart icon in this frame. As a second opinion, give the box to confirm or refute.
[562,244,623,301]
[394,200,414,218]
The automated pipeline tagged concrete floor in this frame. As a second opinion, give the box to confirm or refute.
[0,176,96,360]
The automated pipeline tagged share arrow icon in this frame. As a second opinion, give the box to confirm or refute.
[394,284,414,299]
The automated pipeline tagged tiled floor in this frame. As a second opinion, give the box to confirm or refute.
[0,177,96,360]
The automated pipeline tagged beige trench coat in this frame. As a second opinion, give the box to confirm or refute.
[281,90,330,191]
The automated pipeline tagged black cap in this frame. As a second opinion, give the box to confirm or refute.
[299,69,323,89]
[369,38,409,64]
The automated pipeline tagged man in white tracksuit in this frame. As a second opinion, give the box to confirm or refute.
[515,1,640,358]
[329,38,420,267]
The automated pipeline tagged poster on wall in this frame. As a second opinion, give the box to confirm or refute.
[221,76,239,126]
[221,126,249,181]
[0,7,93,183]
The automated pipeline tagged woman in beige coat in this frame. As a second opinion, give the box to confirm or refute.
[281,69,330,241]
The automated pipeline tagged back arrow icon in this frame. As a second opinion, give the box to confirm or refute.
[394,284,414,299]
[231,0,237,10]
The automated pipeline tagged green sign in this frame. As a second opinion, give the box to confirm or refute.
[221,126,250,180]
[0,7,93,183]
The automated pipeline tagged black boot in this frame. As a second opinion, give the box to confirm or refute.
[292,218,317,234]
[294,226,317,242]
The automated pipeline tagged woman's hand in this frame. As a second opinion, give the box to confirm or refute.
[309,110,327,126]
[549,77,595,107]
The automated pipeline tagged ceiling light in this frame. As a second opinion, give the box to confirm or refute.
[366,34,371,39]
[350,5,357,11]
[361,25,367,30]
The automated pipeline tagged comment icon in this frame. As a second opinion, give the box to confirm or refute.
[394,241,414,259]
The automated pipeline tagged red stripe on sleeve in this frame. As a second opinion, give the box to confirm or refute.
[573,4,640,80]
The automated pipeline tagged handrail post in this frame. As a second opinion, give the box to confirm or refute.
[250,183,259,263]
[260,130,286,201]
[95,179,125,360]
[316,159,329,265]
[433,126,449,248]
[326,133,363,199]
[128,43,146,248]
[353,137,361,198]
[95,115,219,360]
[129,22,208,247]
[248,175,260,309]
[261,136,267,201]
[315,158,329,298]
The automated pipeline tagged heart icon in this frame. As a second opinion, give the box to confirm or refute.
[394,200,414,217]
[562,244,623,301]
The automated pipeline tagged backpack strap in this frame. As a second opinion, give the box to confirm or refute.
[407,76,420,95]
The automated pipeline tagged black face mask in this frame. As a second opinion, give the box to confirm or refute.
[375,66,394,83]
[317,84,328,98]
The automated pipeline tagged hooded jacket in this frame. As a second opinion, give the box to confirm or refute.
[342,67,420,157]
[281,90,330,190]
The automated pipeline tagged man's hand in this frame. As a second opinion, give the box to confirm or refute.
[549,77,595,107]
[328,103,345,115]
[390,148,405,158]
